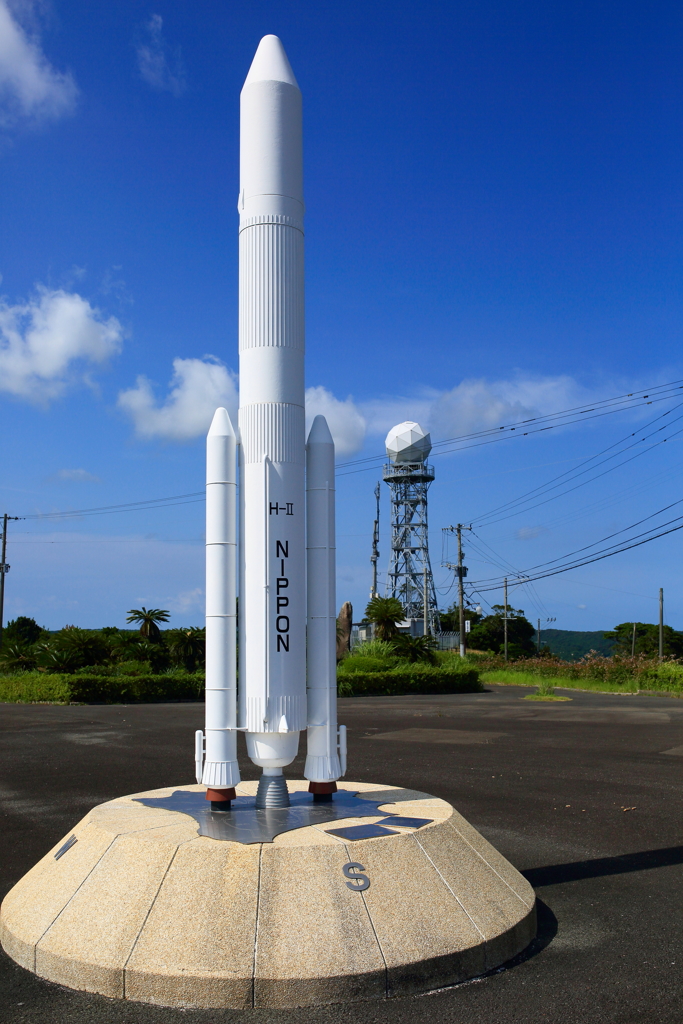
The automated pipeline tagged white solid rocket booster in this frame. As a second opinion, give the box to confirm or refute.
[197,35,342,807]
[238,36,307,783]
[304,416,342,784]
[197,408,240,802]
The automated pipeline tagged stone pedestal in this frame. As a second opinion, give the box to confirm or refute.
[0,781,535,1009]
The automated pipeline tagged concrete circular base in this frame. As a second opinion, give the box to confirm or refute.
[0,781,536,1009]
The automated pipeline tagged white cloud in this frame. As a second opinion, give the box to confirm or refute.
[0,286,123,403]
[118,357,238,441]
[136,14,186,96]
[168,587,204,617]
[516,525,548,540]
[305,385,367,457]
[118,361,367,452]
[360,375,587,440]
[0,0,78,126]
[53,468,101,483]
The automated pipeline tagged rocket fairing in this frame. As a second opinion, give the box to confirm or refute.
[197,36,342,801]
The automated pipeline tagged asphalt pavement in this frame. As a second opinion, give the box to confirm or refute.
[1,684,682,1024]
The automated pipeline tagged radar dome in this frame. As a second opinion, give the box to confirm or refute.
[385,421,432,464]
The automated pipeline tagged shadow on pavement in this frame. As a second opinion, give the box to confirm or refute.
[524,844,683,888]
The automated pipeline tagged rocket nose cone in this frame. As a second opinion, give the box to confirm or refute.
[307,414,334,446]
[243,34,299,89]
[208,407,236,438]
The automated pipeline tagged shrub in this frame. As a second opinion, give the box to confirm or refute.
[337,663,482,697]
[387,634,438,664]
[0,672,205,704]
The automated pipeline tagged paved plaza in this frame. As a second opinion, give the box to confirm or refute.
[1,685,682,1023]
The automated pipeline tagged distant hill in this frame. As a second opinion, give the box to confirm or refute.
[539,629,615,661]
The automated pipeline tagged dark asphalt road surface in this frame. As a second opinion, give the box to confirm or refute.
[1,685,682,1023]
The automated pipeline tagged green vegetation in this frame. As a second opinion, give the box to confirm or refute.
[476,653,683,696]
[0,611,207,703]
[539,629,615,661]
[338,642,482,696]
[521,677,572,701]
[604,621,683,658]
[0,672,204,705]
[468,605,538,658]
[364,596,405,639]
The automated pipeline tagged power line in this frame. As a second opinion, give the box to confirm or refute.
[17,492,205,521]
[469,512,683,591]
[336,379,683,475]
[471,401,683,527]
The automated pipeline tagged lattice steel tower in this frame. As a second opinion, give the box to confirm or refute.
[383,421,439,635]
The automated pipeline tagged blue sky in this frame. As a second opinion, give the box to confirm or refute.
[1,0,682,632]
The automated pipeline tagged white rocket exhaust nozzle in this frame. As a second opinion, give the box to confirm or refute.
[202,407,241,792]
[304,415,342,784]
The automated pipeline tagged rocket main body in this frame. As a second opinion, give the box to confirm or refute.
[238,37,307,768]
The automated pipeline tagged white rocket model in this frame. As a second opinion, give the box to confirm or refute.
[195,35,344,809]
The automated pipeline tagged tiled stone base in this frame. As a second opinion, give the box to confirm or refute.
[0,781,536,1009]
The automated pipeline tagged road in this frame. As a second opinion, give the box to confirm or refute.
[1,685,682,1023]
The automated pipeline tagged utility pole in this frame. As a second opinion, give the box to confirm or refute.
[631,621,636,658]
[659,588,664,662]
[537,618,541,654]
[455,524,471,657]
[503,577,508,661]
[369,482,380,598]
[0,515,19,649]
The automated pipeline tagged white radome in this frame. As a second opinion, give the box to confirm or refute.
[385,421,432,464]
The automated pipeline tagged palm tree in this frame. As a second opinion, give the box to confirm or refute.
[364,597,405,640]
[167,627,206,672]
[126,607,170,642]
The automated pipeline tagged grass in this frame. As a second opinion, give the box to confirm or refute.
[479,668,682,696]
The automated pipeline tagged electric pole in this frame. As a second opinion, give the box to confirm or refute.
[369,482,380,598]
[456,525,471,657]
[441,525,471,656]
[0,515,19,649]
[503,577,508,661]
[659,588,664,661]
[631,621,636,658]
[536,616,556,657]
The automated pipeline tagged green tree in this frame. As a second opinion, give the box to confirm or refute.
[167,627,206,672]
[469,605,537,658]
[126,607,170,641]
[365,597,405,640]
[439,604,482,633]
[3,616,44,646]
[604,622,683,658]
[0,641,38,672]
[388,633,438,663]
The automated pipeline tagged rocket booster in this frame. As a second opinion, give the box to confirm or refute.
[238,36,306,770]
[199,408,240,796]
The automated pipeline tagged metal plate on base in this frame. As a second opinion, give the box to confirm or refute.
[325,823,398,841]
[133,789,395,844]
[379,816,433,829]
